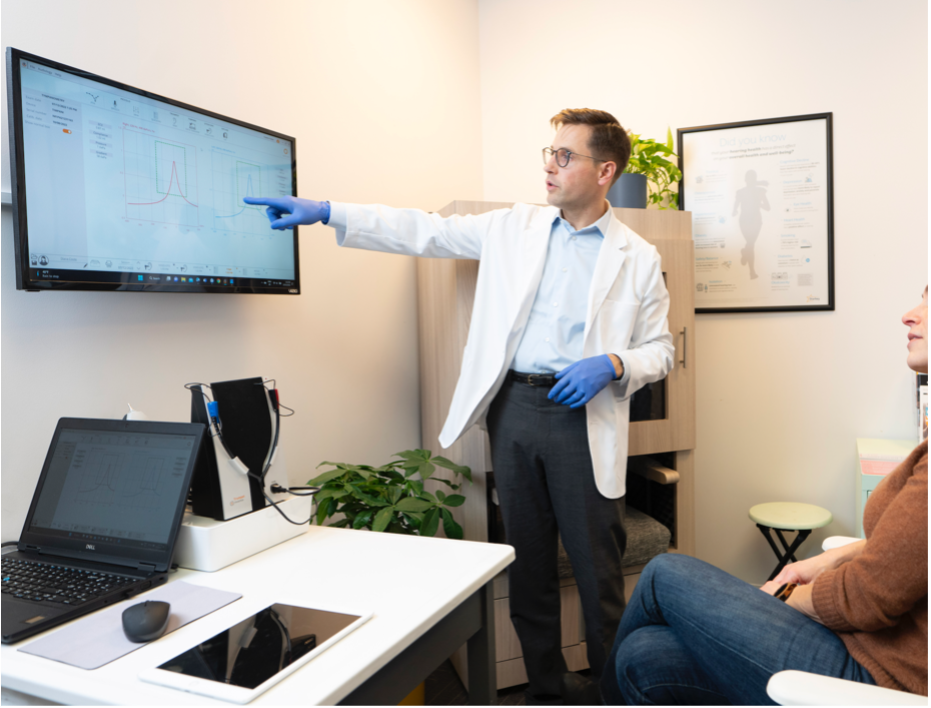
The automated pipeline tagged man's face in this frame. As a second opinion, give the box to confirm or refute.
[544,124,608,210]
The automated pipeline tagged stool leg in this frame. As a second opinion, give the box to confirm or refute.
[774,529,811,575]
[756,524,785,580]
[774,528,804,564]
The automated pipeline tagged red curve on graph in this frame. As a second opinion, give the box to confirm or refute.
[128,160,198,207]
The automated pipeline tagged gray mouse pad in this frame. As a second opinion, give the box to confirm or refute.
[18,581,241,669]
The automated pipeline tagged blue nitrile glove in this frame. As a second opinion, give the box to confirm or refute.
[548,354,617,409]
[242,196,330,230]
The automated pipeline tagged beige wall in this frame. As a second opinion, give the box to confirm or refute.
[3,0,926,586]
[0,0,483,540]
[477,0,928,582]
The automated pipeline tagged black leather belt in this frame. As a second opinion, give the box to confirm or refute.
[508,371,557,387]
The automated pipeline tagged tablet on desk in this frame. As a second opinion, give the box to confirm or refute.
[139,602,372,704]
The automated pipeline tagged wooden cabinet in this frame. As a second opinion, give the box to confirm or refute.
[416,201,695,689]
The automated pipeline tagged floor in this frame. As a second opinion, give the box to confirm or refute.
[424,660,593,706]
[425,660,528,706]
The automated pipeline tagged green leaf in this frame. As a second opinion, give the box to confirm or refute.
[443,494,465,508]
[380,468,405,482]
[421,508,441,537]
[315,497,334,525]
[418,461,436,480]
[395,497,433,513]
[395,449,430,462]
[312,487,347,502]
[401,512,424,530]
[440,508,463,540]
[329,518,350,528]
[436,490,446,503]
[347,486,390,507]
[372,506,394,532]
[307,468,347,486]
[432,456,472,481]
[352,510,374,529]
[388,487,403,505]
[420,490,438,504]
[666,126,674,152]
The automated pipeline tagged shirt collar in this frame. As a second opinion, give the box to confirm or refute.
[555,200,613,238]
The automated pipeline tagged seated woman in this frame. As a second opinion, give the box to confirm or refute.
[601,288,928,705]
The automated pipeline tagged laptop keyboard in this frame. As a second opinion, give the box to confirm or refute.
[2,558,135,606]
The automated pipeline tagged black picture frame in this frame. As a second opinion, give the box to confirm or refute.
[6,47,300,295]
[678,112,837,314]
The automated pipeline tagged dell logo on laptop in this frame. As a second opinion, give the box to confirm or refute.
[85,544,95,550]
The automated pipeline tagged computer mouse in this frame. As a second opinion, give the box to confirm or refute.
[122,600,171,643]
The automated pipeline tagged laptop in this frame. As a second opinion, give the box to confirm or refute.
[2,417,206,644]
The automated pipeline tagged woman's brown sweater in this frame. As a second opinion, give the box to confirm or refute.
[812,439,928,695]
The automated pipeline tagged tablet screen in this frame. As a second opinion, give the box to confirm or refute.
[156,604,361,689]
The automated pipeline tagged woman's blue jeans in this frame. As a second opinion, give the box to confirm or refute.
[601,554,876,705]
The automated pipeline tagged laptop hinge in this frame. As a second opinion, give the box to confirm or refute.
[137,562,158,572]
[23,545,41,553]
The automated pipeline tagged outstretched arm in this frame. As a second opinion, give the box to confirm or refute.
[243,197,499,260]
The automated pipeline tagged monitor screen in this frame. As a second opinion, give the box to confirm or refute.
[19,418,206,571]
[6,48,299,294]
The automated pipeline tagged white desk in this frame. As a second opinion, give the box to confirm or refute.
[1,526,514,705]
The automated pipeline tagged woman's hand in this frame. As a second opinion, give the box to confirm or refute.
[784,583,823,624]
[769,540,867,588]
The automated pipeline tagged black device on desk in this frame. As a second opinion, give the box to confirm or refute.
[1,417,206,644]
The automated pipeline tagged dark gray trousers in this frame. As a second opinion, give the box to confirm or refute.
[487,376,627,701]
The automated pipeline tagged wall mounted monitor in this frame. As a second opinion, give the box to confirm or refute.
[5,47,299,294]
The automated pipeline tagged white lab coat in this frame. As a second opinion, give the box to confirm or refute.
[331,202,674,498]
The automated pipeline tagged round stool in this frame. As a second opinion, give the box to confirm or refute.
[749,502,833,581]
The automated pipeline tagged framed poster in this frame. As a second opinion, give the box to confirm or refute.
[678,113,834,313]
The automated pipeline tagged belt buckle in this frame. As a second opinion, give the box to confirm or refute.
[528,373,551,387]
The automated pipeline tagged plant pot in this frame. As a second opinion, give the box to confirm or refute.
[607,173,648,209]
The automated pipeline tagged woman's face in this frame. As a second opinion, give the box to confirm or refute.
[903,287,928,374]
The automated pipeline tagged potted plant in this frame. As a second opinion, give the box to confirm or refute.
[308,449,472,538]
[609,127,682,210]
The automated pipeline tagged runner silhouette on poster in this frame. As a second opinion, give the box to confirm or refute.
[732,170,770,280]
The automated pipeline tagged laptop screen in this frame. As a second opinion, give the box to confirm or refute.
[28,426,199,555]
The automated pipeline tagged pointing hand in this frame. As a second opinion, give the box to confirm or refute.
[242,196,329,230]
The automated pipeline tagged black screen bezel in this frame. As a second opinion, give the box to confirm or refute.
[18,417,206,572]
[5,47,300,295]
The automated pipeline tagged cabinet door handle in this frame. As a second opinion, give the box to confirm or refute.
[679,327,687,368]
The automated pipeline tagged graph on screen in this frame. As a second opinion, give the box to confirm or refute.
[122,128,200,227]
[210,148,277,236]
[75,451,165,511]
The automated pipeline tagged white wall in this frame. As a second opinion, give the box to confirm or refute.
[478,0,928,582]
[0,0,483,540]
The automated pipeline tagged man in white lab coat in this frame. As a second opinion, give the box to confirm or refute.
[246,109,674,704]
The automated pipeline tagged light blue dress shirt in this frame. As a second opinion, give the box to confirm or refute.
[511,206,614,374]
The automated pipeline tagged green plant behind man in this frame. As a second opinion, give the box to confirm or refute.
[308,449,472,538]
[624,127,682,209]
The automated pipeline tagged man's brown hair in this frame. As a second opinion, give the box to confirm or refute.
[550,108,631,184]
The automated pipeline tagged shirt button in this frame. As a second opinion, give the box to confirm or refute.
[562,268,568,273]
[545,338,550,343]
[571,236,577,241]
[552,302,558,307]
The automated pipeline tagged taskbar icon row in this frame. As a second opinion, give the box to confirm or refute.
[28,268,298,292]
